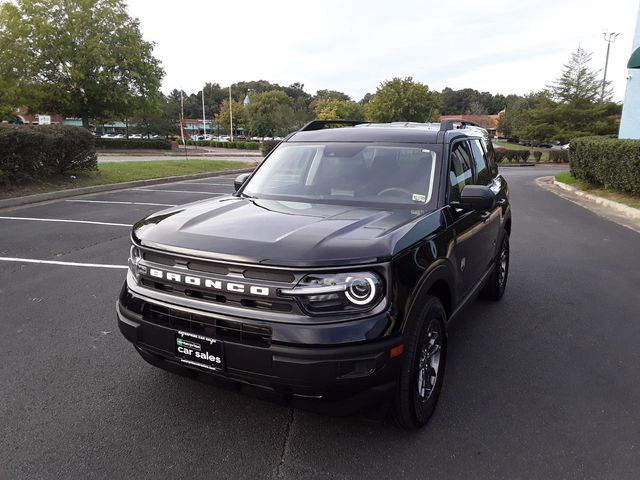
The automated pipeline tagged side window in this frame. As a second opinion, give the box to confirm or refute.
[449,141,474,202]
[480,137,499,177]
[469,139,491,185]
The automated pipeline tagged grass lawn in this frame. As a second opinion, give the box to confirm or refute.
[555,171,640,210]
[1,160,251,200]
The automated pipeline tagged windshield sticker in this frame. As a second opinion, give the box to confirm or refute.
[412,193,427,202]
[331,189,355,197]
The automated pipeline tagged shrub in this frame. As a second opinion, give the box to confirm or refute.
[571,136,640,196]
[0,124,97,185]
[494,147,509,163]
[261,139,280,156]
[518,150,530,162]
[95,138,171,150]
[41,124,97,174]
[533,151,543,162]
[549,150,569,163]
[0,125,47,183]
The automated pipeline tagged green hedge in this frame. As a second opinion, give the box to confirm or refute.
[0,124,97,184]
[96,138,171,150]
[549,150,569,163]
[188,140,260,150]
[261,139,280,156]
[494,147,530,163]
[570,136,640,196]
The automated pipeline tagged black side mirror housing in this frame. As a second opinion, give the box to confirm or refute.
[459,185,496,211]
[234,173,251,192]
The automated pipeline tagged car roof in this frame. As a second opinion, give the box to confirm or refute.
[286,121,487,144]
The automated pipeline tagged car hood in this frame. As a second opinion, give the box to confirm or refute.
[132,196,445,267]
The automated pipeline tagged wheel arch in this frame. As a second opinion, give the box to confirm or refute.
[402,263,455,334]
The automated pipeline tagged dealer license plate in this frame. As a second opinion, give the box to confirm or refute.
[175,331,223,371]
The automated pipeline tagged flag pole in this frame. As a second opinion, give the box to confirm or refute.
[229,85,234,142]
[180,91,188,161]
[201,88,207,138]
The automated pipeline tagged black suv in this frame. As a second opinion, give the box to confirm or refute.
[117,119,511,428]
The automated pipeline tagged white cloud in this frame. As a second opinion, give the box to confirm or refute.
[126,0,639,101]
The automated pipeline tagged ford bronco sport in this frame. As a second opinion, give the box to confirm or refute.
[117,119,511,428]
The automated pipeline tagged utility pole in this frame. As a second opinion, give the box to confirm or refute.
[601,32,620,102]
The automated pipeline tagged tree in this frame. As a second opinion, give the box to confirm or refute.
[365,77,440,122]
[246,90,295,137]
[130,94,178,137]
[548,47,609,106]
[313,99,364,120]
[314,89,351,103]
[515,99,620,143]
[0,0,164,128]
[498,92,544,137]
[440,87,506,115]
[511,47,621,143]
[217,98,247,134]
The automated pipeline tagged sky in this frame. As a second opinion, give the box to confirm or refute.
[126,0,640,102]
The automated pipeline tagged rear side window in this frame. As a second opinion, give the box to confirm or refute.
[469,139,491,185]
[449,141,473,202]
[480,137,499,177]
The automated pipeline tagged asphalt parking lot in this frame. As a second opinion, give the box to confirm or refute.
[1,167,639,479]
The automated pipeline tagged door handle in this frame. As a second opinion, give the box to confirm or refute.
[480,211,491,221]
[496,198,506,206]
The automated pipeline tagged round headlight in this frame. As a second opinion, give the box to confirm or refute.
[345,276,377,305]
[130,245,142,265]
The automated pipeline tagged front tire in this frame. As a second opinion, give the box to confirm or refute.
[394,296,447,429]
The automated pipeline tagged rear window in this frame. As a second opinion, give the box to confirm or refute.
[243,143,438,206]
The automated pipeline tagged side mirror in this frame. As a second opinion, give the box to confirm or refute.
[234,173,251,192]
[459,185,496,211]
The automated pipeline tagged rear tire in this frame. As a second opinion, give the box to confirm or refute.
[480,231,510,301]
[394,295,447,429]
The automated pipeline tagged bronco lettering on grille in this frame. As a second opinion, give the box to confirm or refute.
[147,268,270,296]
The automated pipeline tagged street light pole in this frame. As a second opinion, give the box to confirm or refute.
[601,32,620,102]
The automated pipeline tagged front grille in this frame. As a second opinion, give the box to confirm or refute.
[142,251,293,282]
[138,248,300,314]
[144,303,272,348]
[139,278,293,313]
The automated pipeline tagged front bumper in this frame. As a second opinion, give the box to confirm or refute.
[117,286,404,413]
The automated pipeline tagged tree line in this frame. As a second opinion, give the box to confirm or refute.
[0,0,621,142]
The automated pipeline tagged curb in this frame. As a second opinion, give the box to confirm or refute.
[0,167,255,210]
[552,179,640,220]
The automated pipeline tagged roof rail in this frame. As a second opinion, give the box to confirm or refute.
[439,119,480,131]
[299,120,366,132]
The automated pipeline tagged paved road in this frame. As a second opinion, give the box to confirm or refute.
[1,167,639,479]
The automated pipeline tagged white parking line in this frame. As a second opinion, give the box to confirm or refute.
[66,199,176,207]
[0,257,127,269]
[132,188,226,195]
[0,216,132,227]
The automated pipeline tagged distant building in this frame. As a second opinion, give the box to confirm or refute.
[438,113,504,138]
[14,106,64,125]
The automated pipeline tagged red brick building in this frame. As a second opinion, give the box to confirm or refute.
[438,113,504,137]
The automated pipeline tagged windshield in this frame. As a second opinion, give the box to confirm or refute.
[243,143,438,206]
